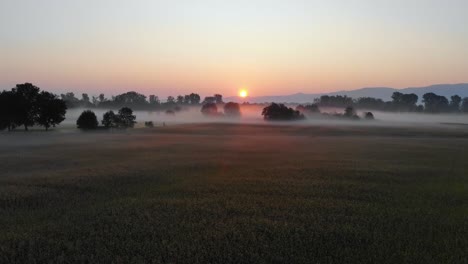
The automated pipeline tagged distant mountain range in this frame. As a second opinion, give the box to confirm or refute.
[225,83,468,104]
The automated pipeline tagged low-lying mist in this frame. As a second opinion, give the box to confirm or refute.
[62,105,468,129]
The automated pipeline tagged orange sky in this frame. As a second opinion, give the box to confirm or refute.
[1,1,467,98]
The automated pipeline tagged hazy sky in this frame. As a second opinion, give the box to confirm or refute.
[1,0,467,97]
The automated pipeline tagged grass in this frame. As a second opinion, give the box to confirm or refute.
[0,123,467,263]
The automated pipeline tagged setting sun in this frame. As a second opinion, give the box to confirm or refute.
[239,89,248,98]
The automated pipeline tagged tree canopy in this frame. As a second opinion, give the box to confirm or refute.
[262,103,305,121]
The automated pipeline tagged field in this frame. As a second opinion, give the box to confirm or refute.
[0,123,467,263]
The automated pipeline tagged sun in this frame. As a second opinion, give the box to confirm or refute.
[239,89,248,98]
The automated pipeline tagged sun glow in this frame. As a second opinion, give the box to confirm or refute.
[239,89,248,98]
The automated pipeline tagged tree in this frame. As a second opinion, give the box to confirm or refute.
[391,92,418,111]
[344,106,356,117]
[77,110,98,129]
[183,95,191,104]
[36,91,67,130]
[98,94,106,103]
[82,93,90,106]
[102,110,117,128]
[462,97,468,113]
[117,107,136,128]
[149,95,160,105]
[176,95,184,104]
[114,91,147,107]
[189,93,201,105]
[13,83,41,131]
[262,103,304,121]
[214,94,223,104]
[224,102,241,117]
[423,93,449,113]
[0,91,21,131]
[450,95,462,112]
[201,103,219,116]
[166,96,175,104]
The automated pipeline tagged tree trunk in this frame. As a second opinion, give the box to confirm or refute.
[24,125,28,131]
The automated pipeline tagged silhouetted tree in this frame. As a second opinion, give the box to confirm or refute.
[114,91,147,107]
[423,93,449,113]
[13,83,41,131]
[98,94,106,103]
[449,95,462,112]
[149,95,160,105]
[166,96,175,104]
[102,110,117,128]
[214,94,223,104]
[81,93,90,106]
[224,102,241,117]
[462,97,468,113]
[344,106,355,117]
[77,110,98,129]
[189,93,201,105]
[36,91,67,130]
[117,107,137,128]
[0,91,21,131]
[176,95,184,104]
[262,103,305,121]
[201,103,219,116]
[183,95,191,104]
[391,92,418,111]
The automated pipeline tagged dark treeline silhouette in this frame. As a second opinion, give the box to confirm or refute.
[314,92,467,113]
[59,88,468,114]
[61,91,202,111]
[0,83,67,131]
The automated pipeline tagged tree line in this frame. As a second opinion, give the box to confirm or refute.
[60,91,224,110]
[2,82,468,131]
[314,92,468,113]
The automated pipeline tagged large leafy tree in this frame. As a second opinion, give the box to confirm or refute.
[13,83,41,130]
[449,95,462,112]
[262,103,304,121]
[36,91,67,130]
[0,91,21,131]
[422,93,449,113]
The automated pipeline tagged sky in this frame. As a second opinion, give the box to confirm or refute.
[1,0,468,98]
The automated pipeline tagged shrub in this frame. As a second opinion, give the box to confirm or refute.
[364,112,375,120]
[77,110,98,129]
[145,121,154,128]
